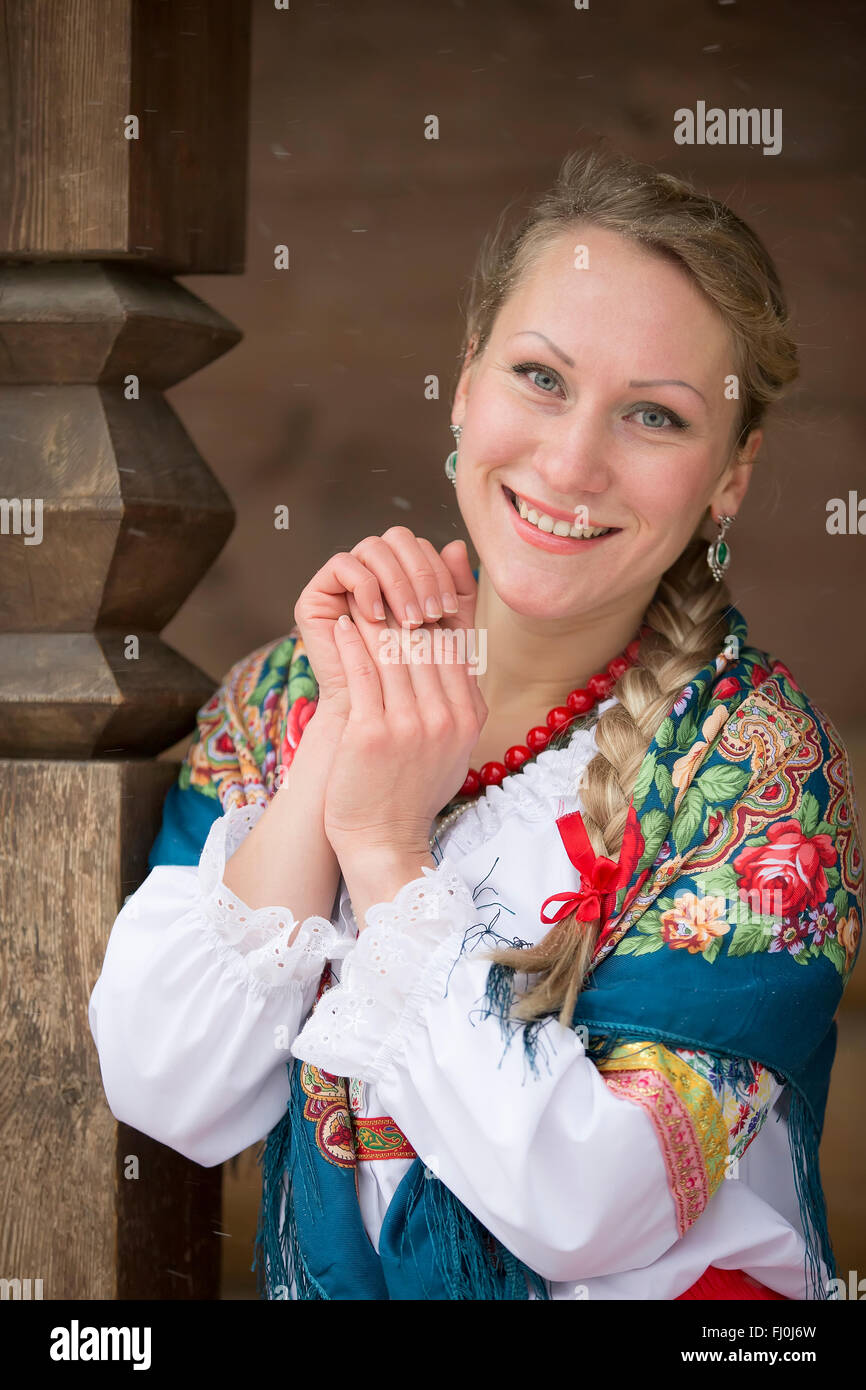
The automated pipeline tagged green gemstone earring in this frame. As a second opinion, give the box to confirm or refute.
[707,512,735,582]
[445,423,461,486]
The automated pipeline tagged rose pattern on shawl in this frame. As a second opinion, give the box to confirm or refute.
[618,854,853,973]
[619,884,733,963]
[732,819,836,918]
[610,670,861,977]
[279,694,318,771]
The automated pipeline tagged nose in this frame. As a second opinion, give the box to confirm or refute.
[530,408,613,502]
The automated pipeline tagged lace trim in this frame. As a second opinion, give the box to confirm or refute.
[196,802,347,987]
[434,699,614,858]
[291,862,475,1082]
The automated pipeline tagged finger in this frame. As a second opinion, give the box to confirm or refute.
[352,528,449,628]
[438,538,476,596]
[350,536,428,628]
[389,611,483,747]
[345,591,415,714]
[332,613,385,721]
[414,537,460,618]
[437,540,479,629]
[435,542,483,706]
[438,625,488,730]
[380,526,460,622]
[297,552,388,624]
[425,541,484,708]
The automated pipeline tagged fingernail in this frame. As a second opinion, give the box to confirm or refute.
[442,592,458,613]
[373,599,386,619]
[337,614,352,629]
[406,602,422,624]
[425,596,442,619]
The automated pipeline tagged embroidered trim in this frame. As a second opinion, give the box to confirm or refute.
[596,1041,728,1236]
[298,1061,355,1169]
[302,980,417,1165]
[354,1116,417,1162]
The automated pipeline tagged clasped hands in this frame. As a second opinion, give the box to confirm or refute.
[319,565,487,928]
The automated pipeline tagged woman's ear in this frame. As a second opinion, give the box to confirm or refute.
[452,335,480,425]
[711,427,763,519]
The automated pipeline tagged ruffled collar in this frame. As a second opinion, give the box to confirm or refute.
[433,696,618,858]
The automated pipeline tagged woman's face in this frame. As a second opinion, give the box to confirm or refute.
[451,224,760,623]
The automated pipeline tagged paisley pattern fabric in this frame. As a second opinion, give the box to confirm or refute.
[178,630,318,812]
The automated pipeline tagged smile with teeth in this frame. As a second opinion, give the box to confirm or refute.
[505,486,615,539]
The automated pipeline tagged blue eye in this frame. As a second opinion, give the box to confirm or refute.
[640,408,665,428]
[630,404,688,432]
[511,362,562,394]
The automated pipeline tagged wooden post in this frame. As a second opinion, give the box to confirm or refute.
[0,0,251,1299]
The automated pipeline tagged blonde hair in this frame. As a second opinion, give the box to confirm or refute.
[457,147,800,1026]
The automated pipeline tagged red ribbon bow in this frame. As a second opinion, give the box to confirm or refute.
[540,804,646,950]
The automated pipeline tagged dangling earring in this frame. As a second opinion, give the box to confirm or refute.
[445,423,461,486]
[707,512,735,582]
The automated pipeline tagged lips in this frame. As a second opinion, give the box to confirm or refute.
[501,484,622,553]
[504,485,614,532]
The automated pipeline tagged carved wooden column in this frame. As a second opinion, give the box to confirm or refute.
[0,0,251,1298]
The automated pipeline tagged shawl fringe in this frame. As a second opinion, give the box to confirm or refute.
[394,1161,551,1300]
[252,1060,330,1301]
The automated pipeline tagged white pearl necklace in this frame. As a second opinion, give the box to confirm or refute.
[429,796,480,849]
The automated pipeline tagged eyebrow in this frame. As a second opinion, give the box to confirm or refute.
[509,330,575,366]
[509,331,707,405]
[629,378,707,405]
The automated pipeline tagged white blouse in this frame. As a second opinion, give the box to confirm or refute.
[88,702,819,1299]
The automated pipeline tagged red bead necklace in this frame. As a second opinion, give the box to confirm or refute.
[456,623,652,800]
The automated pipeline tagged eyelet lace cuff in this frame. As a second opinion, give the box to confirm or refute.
[196,802,344,988]
[291,861,476,1082]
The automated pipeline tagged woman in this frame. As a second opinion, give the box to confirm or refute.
[89,149,863,1300]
